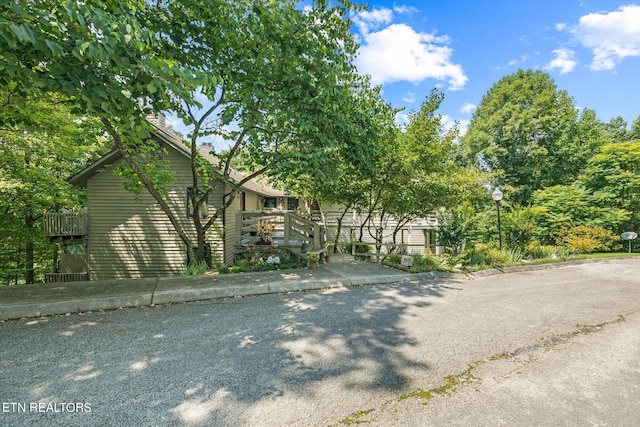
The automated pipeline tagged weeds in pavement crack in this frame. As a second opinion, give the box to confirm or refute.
[332,313,630,426]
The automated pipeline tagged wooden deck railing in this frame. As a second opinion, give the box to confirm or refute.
[236,211,286,243]
[44,212,88,237]
[45,273,89,283]
[236,211,325,250]
[313,209,438,228]
[285,213,323,249]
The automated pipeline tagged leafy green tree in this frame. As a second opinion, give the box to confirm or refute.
[148,0,372,262]
[582,141,640,231]
[500,205,541,252]
[0,87,106,283]
[605,116,629,142]
[1,0,206,260]
[279,79,397,253]
[558,108,609,177]
[532,184,629,243]
[436,203,478,255]
[360,89,485,251]
[462,69,603,204]
[628,115,640,141]
[1,0,372,264]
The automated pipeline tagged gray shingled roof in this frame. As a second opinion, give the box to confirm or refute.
[70,123,285,198]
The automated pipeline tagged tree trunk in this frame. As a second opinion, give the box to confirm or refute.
[318,202,329,245]
[102,118,197,264]
[25,210,34,284]
[333,204,353,254]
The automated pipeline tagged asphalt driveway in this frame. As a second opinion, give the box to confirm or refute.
[1,259,638,426]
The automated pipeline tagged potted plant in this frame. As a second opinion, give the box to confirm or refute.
[324,242,333,263]
[307,253,320,269]
[254,220,275,245]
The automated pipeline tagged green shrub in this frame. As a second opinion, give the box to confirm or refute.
[183,261,209,276]
[555,226,621,254]
[436,253,456,268]
[565,236,599,254]
[436,204,477,255]
[524,240,543,258]
[381,253,446,272]
[412,255,439,270]
[386,254,402,264]
[236,259,252,269]
[485,248,508,265]
[540,245,559,258]
[464,243,508,266]
[555,246,572,258]
[504,247,523,263]
[525,241,570,259]
[502,205,541,252]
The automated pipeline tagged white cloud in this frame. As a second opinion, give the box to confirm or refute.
[393,4,419,15]
[395,111,410,127]
[457,119,470,137]
[402,92,416,103]
[507,54,529,67]
[572,5,640,71]
[355,23,468,90]
[440,115,456,131]
[460,103,476,114]
[440,115,469,137]
[546,48,577,74]
[494,54,529,70]
[352,7,393,35]
[555,23,567,31]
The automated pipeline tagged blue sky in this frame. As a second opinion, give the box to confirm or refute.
[169,1,640,145]
[351,1,640,134]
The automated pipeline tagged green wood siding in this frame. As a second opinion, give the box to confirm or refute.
[86,148,225,279]
[244,191,260,211]
[223,190,242,265]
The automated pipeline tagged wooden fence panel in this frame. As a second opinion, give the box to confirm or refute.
[44,213,88,236]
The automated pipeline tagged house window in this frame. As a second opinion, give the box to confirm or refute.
[287,198,298,211]
[187,187,209,218]
[263,197,277,209]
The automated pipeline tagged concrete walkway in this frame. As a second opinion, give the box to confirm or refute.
[0,254,458,321]
[0,254,624,321]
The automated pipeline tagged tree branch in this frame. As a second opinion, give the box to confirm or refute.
[101,118,194,253]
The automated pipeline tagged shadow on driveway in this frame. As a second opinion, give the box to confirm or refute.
[0,279,452,426]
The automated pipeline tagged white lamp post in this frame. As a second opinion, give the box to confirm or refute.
[492,187,503,250]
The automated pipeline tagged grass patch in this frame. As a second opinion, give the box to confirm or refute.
[336,362,481,425]
[182,261,209,276]
[219,260,306,274]
[381,251,640,274]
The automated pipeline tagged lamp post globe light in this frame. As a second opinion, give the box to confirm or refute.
[492,187,503,250]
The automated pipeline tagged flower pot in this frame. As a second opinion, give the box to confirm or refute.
[324,255,330,263]
[308,262,318,270]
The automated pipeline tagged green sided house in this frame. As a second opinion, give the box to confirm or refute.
[44,120,443,283]
[45,123,298,281]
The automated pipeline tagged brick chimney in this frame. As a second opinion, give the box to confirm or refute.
[146,113,166,129]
